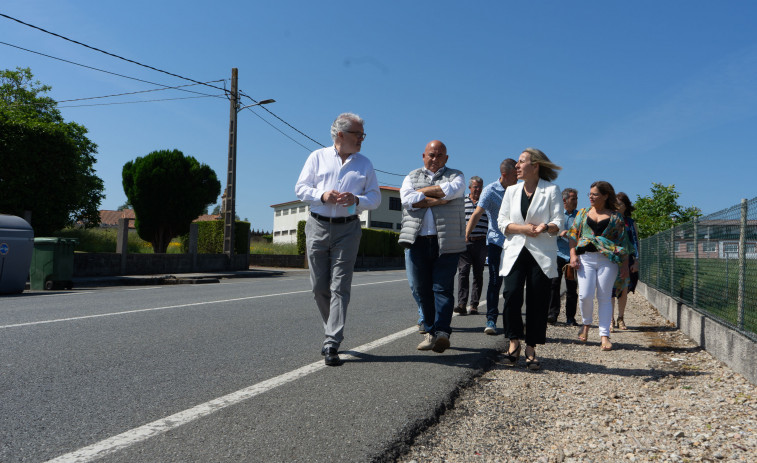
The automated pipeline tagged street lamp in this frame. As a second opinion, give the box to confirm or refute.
[223,67,275,263]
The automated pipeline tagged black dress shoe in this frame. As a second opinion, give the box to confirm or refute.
[324,347,340,366]
[567,318,579,326]
[547,315,557,325]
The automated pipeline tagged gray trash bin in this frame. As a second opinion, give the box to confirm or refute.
[0,215,34,294]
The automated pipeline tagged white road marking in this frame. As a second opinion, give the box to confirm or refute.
[45,325,419,463]
[0,279,408,330]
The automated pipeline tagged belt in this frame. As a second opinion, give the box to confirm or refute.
[469,235,486,241]
[310,212,358,224]
[416,234,438,240]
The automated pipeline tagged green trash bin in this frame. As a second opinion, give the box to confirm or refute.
[30,237,78,290]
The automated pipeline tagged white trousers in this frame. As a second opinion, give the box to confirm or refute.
[577,252,618,337]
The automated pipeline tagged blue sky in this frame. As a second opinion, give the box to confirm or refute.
[2,1,756,231]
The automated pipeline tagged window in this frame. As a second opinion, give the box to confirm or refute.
[360,221,367,227]
[703,242,716,252]
[396,223,402,230]
[290,229,296,235]
[370,221,394,229]
[274,231,281,236]
[389,197,402,211]
[724,243,738,253]
[686,242,695,253]
[281,230,288,235]
[275,210,282,216]
[283,209,289,215]
[299,206,306,212]
[291,208,298,214]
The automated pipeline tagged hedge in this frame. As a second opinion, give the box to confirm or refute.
[180,220,251,254]
[296,220,403,257]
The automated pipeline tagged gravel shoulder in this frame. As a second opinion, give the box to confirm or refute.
[396,292,757,463]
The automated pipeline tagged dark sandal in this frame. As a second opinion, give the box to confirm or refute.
[525,346,540,370]
[504,343,521,366]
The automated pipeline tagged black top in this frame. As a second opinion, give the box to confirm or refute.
[586,216,610,236]
[520,188,534,220]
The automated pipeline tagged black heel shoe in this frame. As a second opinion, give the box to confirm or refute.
[525,345,541,371]
[504,342,521,366]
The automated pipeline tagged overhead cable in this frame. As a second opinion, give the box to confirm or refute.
[0,41,223,98]
[56,81,226,103]
[58,94,221,108]
[0,13,227,92]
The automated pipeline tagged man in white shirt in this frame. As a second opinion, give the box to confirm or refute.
[294,113,380,366]
[398,140,466,353]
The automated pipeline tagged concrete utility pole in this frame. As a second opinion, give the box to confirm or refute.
[223,68,275,265]
[223,68,239,260]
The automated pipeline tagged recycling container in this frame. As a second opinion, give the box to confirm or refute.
[0,215,34,294]
[30,237,78,290]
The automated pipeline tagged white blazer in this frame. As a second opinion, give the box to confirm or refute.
[497,179,563,278]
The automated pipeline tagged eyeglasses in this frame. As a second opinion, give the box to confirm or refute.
[345,131,366,140]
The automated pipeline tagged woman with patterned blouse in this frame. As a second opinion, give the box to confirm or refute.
[611,192,640,331]
[567,181,631,351]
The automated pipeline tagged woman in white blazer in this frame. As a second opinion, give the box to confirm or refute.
[497,148,563,370]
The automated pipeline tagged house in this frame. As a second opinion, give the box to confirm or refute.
[270,186,403,244]
[98,209,221,231]
[670,218,757,259]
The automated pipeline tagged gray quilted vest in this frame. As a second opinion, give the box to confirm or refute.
[398,166,466,254]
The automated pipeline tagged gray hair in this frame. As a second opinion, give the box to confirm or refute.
[500,158,517,173]
[562,188,578,200]
[330,113,364,141]
[469,176,483,186]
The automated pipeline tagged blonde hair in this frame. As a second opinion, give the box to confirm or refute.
[523,148,561,181]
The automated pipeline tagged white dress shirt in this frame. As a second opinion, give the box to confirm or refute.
[295,146,380,217]
[400,167,465,235]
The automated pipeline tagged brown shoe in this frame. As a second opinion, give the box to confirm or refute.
[617,317,627,330]
[468,306,479,315]
[453,305,467,316]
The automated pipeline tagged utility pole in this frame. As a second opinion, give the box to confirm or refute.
[223,68,239,261]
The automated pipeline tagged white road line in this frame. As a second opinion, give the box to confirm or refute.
[45,325,419,463]
[0,279,408,330]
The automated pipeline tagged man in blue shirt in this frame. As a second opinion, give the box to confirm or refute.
[464,158,517,334]
[548,188,579,325]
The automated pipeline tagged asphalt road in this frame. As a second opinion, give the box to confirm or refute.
[0,269,504,462]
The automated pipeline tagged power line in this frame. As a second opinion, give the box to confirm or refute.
[0,41,223,98]
[58,94,222,108]
[0,13,228,93]
[1,14,409,178]
[240,106,317,152]
[239,90,326,148]
[56,81,226,103]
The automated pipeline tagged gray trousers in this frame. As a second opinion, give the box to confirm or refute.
[305,216,362,349]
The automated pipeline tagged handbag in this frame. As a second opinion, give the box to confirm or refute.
[563,263,575,281]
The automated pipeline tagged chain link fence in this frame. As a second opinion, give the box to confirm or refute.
[639,197,757,340]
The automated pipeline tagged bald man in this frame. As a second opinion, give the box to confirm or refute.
[399,140,466,353]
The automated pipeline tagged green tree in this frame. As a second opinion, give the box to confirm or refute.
[122,149,221,253]
[633,183,701,239]
[0,67,104,234]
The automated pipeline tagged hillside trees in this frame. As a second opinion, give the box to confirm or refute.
[0,67,104,234]
[122,149,221,253]
[633,183,701,239]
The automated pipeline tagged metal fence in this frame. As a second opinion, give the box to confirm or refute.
[639,197,757,340]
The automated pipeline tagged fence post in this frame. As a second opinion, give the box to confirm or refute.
[656,234,661,288]
[670,227,676,296]
[738,198,747,329]
[693,218,699,309]
[116,218,130,275]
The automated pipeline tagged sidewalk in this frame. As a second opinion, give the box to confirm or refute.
[67,267,293,288]
[396,292,757,462]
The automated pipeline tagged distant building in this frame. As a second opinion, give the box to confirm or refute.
[98,209,221,231]
[270,186,402,244]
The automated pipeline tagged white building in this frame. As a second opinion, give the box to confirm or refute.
[271,186,403,243]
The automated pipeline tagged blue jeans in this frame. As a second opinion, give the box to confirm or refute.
[405,248,424,324]
[486,244,504,324]
[408,236,460,336]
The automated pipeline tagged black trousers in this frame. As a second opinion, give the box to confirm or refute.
[548,256,578,321]
[502,248,551,346]
[456,238,487,308]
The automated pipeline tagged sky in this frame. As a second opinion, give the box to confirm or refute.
[2,1,757,231]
